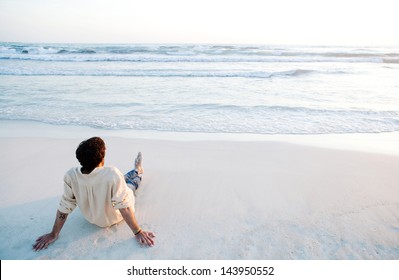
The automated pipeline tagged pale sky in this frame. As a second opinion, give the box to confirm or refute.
[0,0,398,45]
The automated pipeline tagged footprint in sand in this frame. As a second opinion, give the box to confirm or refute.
[94,236,106,245]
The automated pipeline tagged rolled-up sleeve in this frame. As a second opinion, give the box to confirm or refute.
[111,170,133,209]
[58,174,77,214]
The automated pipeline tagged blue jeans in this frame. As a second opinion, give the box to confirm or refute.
[124,169,142,191]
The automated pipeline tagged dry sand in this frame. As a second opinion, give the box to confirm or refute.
[0,121,398,259]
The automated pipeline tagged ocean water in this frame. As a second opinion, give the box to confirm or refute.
[0,43,398,135]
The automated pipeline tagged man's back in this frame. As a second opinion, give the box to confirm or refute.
[59,166,135,227]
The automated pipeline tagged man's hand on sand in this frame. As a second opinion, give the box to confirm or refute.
[136,231,155,247]
[33,233,58,251]
[34,231,155,251]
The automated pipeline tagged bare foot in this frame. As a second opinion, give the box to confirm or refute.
[135,152,144,174]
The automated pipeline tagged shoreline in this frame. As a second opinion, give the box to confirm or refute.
[1,119,399,155]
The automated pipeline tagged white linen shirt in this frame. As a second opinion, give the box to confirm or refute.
[58,166,135,227]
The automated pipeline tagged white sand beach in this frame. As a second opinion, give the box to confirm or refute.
[0,121,398,260]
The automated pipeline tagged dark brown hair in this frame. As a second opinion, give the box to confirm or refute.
[76,137,106,173]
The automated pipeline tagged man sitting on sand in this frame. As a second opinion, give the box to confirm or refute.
[33,137,155,251]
